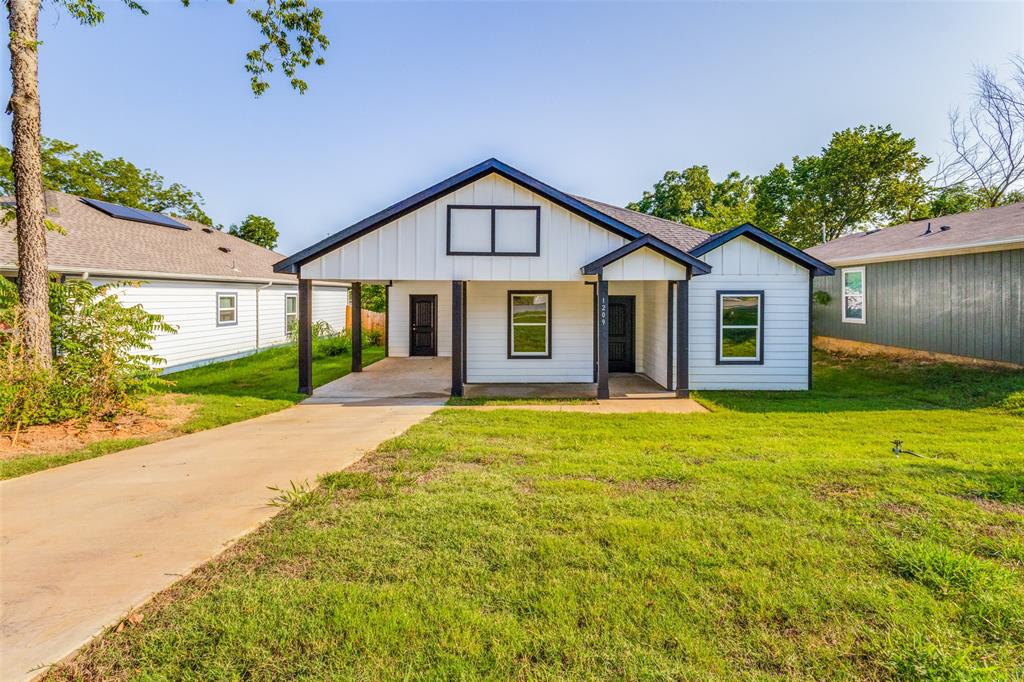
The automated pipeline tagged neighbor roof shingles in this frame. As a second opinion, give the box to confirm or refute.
[806,202,1024,264]
[0,191,296,282]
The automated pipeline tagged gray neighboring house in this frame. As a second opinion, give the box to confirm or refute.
[807,202,1023,366]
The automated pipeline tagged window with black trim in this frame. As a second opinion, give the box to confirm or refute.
[217,292,238,326]
[717,291,763,364]
[508,291,551,358]
[447,205,541,256]
[284,294,297,332]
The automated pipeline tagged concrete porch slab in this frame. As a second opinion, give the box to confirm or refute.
[308,357,451,402]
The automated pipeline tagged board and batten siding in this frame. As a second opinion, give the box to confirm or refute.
[94,278,347,372]
[299,174,629,282]
[814,248,1023,365]
[689,236,811,390]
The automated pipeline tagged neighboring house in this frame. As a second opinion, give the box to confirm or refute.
[1,191,347,372]
[807,203,1023,366]
[274,158,832,397]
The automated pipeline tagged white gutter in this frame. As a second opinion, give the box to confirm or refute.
[0,264,348,287]
[818,237,1024,267]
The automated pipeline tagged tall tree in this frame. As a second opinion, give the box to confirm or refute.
[756,125,930,247]
[627,166,759,232]
[0,137,212,224]
[228,214,279,250]
[6,0,329,368]
[943,56,1024,207]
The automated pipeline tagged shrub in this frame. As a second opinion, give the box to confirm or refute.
[0,277,174,430]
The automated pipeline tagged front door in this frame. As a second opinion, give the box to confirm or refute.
[409,295,437,356]
[608,296,635,373]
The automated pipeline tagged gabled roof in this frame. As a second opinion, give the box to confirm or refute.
[274,158,648,274]
[806,202,1024,265]
[0,191,297,283]
[690,223,835,276]
[581,233,711,276]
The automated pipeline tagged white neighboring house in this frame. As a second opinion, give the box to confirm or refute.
[275,159,833,397]
[1,191,347,373]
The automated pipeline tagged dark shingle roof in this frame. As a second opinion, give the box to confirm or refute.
[806,202,1024,264]
[1,191,297,282]
[572,196,711,251]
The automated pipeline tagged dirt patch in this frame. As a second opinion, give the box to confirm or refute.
[814,336,1023,370]
[813,482,869,503]
[879,502,922,518]
[0,394,195,459]
[963,495,1024,517]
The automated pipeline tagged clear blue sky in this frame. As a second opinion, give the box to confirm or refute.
[3,1,1022,253]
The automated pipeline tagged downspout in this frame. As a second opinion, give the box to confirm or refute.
[255,280,273,351]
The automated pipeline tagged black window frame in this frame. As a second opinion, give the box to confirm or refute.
[216,291,238,327]
[715,290,764,365]
[507,289,552,359]
[446,205,541,256]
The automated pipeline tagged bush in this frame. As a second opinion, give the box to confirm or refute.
[0,277,174,430]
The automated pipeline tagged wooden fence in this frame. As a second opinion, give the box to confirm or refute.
[346,306,386,334]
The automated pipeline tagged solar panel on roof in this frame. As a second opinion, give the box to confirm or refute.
[80,197,190,230]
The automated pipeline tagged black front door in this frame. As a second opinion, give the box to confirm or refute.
[608,296,635,373]
[409,295,437,356]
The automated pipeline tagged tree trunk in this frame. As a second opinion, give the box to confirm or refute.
[7,0,50,368]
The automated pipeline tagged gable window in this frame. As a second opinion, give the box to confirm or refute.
[217,292,237,326]
[447,205,541,256]
[285,294,297,332]
[717,291,763,364]
[508,291,551,358]
[841,267,866,323]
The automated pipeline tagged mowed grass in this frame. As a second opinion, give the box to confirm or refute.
[0,344,384,479]
[52,352,1024,680]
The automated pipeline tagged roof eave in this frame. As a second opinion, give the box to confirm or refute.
[691,223,835,277]
[581,234,712,276]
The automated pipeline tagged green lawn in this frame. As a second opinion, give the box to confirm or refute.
[52,352,1024,680]
[0,344,384,480]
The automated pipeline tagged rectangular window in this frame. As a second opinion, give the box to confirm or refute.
[842,267,866,323]
[284,294,297,333]
[447,205,540,256]
[508,290,551,358]
[217,292,237,326]
[717,291,763,364]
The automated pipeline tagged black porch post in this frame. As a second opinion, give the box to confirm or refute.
[676,277,689,398]
[351,281,362,373]
[667,280,675,390]
[297,277,313,395]
[597,276,609,399]
[451,280,464,397]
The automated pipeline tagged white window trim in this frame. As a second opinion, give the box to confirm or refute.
[508,290,551,359]
[217,292,238,327]
[284,293,298,330]
[717,291,763,364]
[841,267,866,324]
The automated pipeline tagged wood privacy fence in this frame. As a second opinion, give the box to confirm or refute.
[346,306,386,334]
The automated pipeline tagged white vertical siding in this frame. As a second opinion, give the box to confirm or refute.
[93,277,347,372]
[641,281,670,389]
[688,237,810,390]
[387,281,453,357]
[602,248,689,281]
[299,174,628,282]
[466,280,594,383]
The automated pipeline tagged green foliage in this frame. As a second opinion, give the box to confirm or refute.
[812,290,831,306]
[627,165,761,232]
[361,284,387,313]
[0,137,212,225]
[52,0,328,98]
[914,184,1024,221]
[228,214,279,249]
[0,277,174,429]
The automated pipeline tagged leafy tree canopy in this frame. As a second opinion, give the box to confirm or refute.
[228,214,279,250]
[0,137,213,225]
[626,166,760,233]
[361,285,387,313]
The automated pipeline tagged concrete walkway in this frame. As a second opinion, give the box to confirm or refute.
[0,398,443,681]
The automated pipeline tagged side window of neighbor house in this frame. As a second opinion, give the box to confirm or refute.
[718,292,763,364]
[217,292,238,326]
[842,267,866,323]
[508,291,551,358]
[285,294,298,332]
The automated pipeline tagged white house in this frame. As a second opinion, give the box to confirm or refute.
[274,159,833,397]
[1,191,347,372]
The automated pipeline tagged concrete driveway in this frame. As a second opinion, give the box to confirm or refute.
[0,397,443,681]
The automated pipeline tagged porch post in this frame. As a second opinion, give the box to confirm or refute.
[597,276,609,399]
[297,277,313,395]
[451,280,464,397]
[351,281,362,373]
[667,280,674,390]
[676,277,689,397]
[384,282,391,357]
